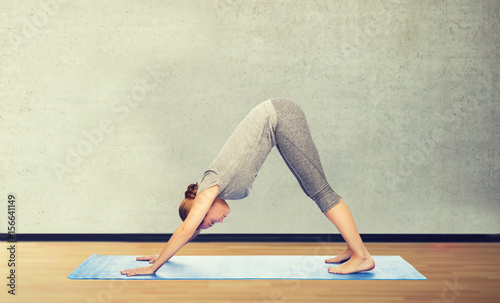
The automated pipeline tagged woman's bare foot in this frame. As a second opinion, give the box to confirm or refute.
[325,247,352,263]
[328,253,375,274]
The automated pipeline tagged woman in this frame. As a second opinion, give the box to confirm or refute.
[121,98,374,276]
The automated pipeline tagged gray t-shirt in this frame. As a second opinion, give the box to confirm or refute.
[197,99,278,200]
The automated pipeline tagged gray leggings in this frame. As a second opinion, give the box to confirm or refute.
[271,98,341,213]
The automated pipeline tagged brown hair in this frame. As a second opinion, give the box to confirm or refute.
[178,183,198,221]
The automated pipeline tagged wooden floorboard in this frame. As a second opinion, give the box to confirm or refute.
[1,242,499,302]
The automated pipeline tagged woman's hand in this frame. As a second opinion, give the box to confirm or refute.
[136,254,159,264]
[120,265,156,277]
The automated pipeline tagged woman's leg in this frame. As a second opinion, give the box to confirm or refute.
[271,98,374,274]
[324,199,374,273]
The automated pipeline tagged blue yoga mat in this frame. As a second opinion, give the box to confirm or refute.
[68,254,426,280]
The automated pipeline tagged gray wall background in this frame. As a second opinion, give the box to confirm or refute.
[1,0,498,235]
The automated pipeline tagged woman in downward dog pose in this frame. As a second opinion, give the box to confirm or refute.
[121,98,374,276]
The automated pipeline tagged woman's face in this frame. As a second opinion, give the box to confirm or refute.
[199,198,230,230]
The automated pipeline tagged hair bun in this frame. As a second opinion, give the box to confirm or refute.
[184,183,198,199]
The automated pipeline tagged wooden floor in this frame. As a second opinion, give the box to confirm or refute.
[1,242,499,303]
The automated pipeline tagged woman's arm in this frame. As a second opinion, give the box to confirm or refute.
[187,229,201,243]
[121,185,218,276]
[135,229,201,265]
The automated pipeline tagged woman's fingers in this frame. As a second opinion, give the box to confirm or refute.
[120,269,133,276]
[121,265,156,277]
[136,255,156,261]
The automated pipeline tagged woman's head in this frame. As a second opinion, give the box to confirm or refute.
[179,183,230,230]
[179,183,198,221]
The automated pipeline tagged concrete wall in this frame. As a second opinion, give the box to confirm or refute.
[1,0,498,234]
